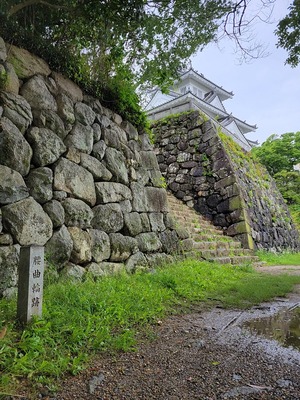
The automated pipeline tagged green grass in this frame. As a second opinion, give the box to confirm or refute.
[1,258,300,397]
[256,250,300,265]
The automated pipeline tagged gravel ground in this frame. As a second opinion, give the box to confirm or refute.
[54,284,300,400]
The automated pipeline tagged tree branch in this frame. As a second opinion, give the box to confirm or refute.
[8,0,67,16]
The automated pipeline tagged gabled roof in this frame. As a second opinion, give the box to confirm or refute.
[173,67,234,101]
[147,91,226,118]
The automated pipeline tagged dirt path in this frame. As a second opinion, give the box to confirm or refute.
[255,264,300,275]
[53,265,300,400]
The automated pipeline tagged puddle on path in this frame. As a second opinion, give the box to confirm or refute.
[245,306,300,350]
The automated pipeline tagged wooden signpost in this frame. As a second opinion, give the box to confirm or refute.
[17,246,44,324]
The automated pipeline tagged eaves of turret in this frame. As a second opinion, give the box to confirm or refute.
[146,91,256,133]
[173,68,234,101]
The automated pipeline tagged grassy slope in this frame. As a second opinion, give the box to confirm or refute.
[1,259,300,396]
[256,251,300,265]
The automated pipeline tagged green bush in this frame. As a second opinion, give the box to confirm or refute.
[0,15,148,131]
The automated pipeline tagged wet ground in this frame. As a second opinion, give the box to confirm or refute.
[245,304,300,350]
[55,283,300,400]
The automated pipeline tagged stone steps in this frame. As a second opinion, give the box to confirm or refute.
[192,241,241,250]
[167,192,259,265]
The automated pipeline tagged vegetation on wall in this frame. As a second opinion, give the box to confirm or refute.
[218,131,269,186]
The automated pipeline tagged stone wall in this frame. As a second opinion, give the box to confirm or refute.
[0,39,180,297]
[152,111,300,251]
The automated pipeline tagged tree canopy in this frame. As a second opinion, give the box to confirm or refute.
[252,132,300,231]
[276,0,300,67]
[251,132,300,176]
[1,1,299,125]
[0,0,232,89]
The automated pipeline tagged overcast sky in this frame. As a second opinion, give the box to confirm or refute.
[191,0,299,145]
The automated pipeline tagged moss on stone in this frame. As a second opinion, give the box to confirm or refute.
[0,64,8,89]
[228,196,243,211]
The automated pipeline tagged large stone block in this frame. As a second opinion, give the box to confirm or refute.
[102,124,127,150]
[90,229,111,262]
[26,167,53,204]
[2,62,19,94]
[125,252,148,273]
[0,165,29,205]
[43,200,65,228]
[20,75,57,111]
[0,118,32,175]
[226,221,249,236]
[131,182,148,212]
[92,203,124,233]
[26,127,66,166]
[2,197,53,245]
[159,230,179,254]
[68,226,92,264]
[0,37,7,62]
[60,263,86,281]
[214,175,236,190]
[123,212,144,236]
[121,120,138,141]
[6,44,51,78]
[104,147,129,184]
[139,133,153,151]
[109,233,138,262]
[62,198,93,228]
[56,92,75,124]
[146,253,173,267]
[92,140,107,161]
[95,182,132,204]
[51,72,83,103]
[45,225,73,267]
[33,109,67,140]
[135,232,162,253]
[0,245,19,295]
[145,187,168,212]
[83,95,103,114]
[0,233,13,245]
[92,123,101,142]
[96,262,125,276]
[64,122,94,154]
[86,262,107,278]
[229,196,243,211]
[0,92,33,133]
[54,158,96,206]
[80,154,112,181]
[149,212,166,232]
[74,102,96,126]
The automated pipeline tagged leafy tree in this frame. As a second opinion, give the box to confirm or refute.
[0,0,239,126]
[276,0,300,67]
[0,0,231,89]
[274,170,300,205]
[252,132,300,176]
[252,132,300,230]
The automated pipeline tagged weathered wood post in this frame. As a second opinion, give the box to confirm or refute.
[17,246,44,324]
